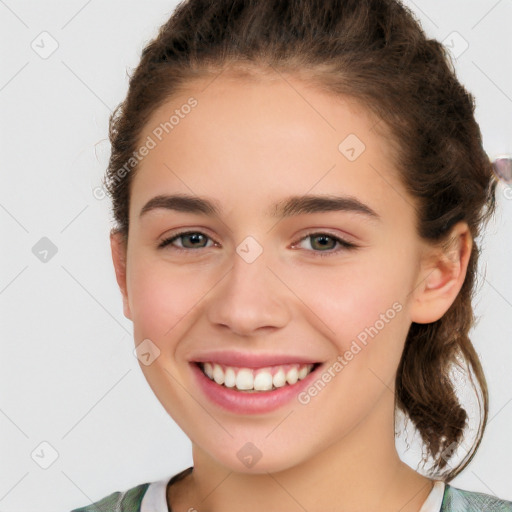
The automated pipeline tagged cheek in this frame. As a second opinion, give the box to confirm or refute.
[292,261,404,340]
[285,250,413,374]
[289,259,411,427]
[127,257,208,344]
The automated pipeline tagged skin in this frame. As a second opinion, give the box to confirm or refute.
[110,68,472,512]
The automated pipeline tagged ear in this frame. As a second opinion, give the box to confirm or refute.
[110,229,132,320]
[409,221,473,324]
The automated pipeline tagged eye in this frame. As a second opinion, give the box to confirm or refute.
[158,230,216,251]
[291,231,358,257]
[158,229,358,257]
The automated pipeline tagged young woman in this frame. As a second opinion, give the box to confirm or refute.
[71,0,511,510]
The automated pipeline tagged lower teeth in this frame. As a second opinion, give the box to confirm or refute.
[211,378,282,392]
[234,386,279,393]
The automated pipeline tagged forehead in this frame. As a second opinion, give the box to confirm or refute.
[130,71,416,228]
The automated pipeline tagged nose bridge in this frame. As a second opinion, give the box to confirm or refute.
[206,235,290,335]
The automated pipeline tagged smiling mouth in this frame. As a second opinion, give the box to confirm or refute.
[195,361,322,392]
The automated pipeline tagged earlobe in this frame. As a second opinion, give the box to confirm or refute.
[110,229,132,320]
[410,222,473,324]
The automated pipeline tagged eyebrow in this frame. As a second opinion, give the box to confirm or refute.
[139,193,381,221]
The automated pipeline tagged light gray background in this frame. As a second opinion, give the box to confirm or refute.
[1,1,511,510]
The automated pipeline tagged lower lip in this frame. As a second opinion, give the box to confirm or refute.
[190,362,323,415]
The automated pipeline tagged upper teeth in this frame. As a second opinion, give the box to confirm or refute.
[201,362,315,391]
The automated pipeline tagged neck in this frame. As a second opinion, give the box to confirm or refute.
[168,391,434,512]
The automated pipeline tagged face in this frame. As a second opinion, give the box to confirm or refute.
[110,70,457,474]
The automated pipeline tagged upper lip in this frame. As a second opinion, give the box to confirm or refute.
[190,350,322,368]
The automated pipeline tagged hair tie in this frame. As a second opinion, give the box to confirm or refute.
[492,155,512,184]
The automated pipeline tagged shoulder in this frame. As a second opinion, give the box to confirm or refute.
[69,482,151,512]
[442,483,512,511]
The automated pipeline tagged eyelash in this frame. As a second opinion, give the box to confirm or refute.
[158,230,358,258]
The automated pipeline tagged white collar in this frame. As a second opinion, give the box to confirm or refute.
[140,477,170,512]
[419,481,446,512]
[141,476,446,512]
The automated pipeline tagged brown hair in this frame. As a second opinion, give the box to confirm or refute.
[103,0,498,481]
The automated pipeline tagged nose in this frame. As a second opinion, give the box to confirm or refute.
[206,245,291,336]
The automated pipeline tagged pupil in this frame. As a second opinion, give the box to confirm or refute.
[187,233,203,247]
[314,235,332,249]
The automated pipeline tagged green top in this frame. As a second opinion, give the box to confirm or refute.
[70,469,512,512]
[440,485,512,511]
[70,483,149,512]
